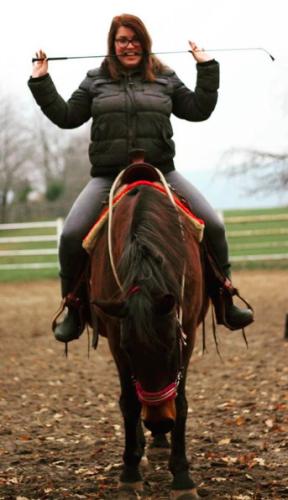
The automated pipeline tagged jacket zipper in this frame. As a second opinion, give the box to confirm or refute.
[126,74,136,155]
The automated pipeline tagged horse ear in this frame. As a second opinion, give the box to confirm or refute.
[92,299,128,318]
[154,294,176,316]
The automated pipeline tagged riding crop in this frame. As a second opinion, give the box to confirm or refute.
[32,47,275,63]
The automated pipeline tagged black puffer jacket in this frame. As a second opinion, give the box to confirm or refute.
[28,60,219,176]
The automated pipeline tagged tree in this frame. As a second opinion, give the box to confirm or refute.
[30,114,90,209]
[45,180,65,201]
[60,125,91,209]
[222,148,288,196]
[30,113,70,191]
[0,97,33,222]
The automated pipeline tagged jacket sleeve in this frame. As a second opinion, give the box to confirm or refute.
[27,73,92,129]
[171,59,219,121]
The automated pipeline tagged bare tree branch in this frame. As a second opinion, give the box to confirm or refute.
[221,147,288,195]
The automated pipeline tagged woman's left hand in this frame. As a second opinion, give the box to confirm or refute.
[188,41,213,63]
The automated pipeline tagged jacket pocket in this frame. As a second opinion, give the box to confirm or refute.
[91,78,121,97]
[143,78,169,97]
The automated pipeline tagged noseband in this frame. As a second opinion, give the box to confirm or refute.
[135,380,179,406]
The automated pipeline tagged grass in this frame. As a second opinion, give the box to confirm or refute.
[0,268,59,282]
[0,223,60,281]
[223,206,288,266]
[223,206,288,217]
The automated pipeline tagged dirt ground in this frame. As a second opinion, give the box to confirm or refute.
[0,270,288,500]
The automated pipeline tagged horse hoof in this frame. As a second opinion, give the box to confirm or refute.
[170,488,200,500]
[140,453,150,469]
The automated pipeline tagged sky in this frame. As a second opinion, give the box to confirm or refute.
[1,0,288,208]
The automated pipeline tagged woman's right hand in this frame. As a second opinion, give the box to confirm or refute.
[32,49,48,78]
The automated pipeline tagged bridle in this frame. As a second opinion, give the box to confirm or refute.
[127,285,187,407]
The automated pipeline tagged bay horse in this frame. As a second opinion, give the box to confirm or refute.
[85,162,208,498]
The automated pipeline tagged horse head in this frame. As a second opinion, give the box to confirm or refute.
[93,289,183,433]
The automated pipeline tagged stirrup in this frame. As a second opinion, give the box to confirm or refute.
[52,293,85,334]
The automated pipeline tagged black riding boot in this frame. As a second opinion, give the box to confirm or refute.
[52,275,88,343]
[211,277,254,331]
[205,246,254,331]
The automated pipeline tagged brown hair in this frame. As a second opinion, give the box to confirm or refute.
[102,13,166,80]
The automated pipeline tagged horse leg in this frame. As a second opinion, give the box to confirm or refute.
[151,432,170,450]
[148,432,170,462]
[169,381,199,500]
[118,375,146,490]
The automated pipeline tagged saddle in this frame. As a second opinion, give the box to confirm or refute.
[82,162,205,254]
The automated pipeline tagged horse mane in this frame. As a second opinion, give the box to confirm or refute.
[118,185,187,350]
[119,185,186,296]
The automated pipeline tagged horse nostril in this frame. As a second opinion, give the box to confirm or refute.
[143,418,175,434]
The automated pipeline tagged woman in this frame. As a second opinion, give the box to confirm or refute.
[28,13,253,343]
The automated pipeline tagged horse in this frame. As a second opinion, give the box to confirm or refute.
[85,162,208,498]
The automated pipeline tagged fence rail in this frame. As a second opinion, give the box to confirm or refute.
[223,213,288,223]
[0,211,287,272]
[224,211,288,263]
[0,218,63,271]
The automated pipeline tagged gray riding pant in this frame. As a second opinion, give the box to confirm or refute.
[59,171,229,281]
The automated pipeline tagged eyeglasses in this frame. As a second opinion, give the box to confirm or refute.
[115,36,141,49]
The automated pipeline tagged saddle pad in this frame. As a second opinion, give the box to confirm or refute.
[82,180,205,254]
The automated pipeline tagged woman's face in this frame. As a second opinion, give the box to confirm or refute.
[114,26,143,69]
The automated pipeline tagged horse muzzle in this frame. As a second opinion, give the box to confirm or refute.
[142,399,176,433]
[135,380,177,433]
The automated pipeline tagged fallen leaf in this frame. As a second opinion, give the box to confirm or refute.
[218,438,231,445]
[235,415,246,426]
[245,474,254,481]
[265,418,274,428]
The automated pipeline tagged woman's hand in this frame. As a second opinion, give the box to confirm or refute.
[32,49,48,78]
[188,41,213,63]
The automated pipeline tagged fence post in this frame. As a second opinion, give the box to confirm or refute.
[284,314,288,341]
[56,218,63,247]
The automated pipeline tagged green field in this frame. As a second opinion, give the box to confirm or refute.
[0,206,287,281]
[223,206,288,269]
[0,223,60,282]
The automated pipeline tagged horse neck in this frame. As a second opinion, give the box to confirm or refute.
[118,186,185,298]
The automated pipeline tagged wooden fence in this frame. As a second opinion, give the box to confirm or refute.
[224,212,288,262]
[0,211,287,272]
[0,219,63,271]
